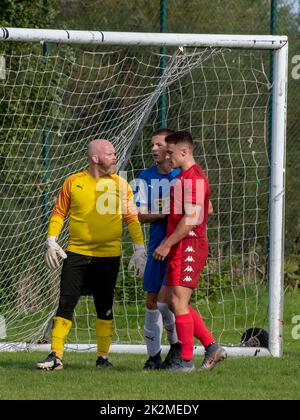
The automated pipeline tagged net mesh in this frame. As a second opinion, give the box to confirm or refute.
[0,44,271,349]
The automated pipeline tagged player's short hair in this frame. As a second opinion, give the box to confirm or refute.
[151,128,175,138]
[165,130,194,148]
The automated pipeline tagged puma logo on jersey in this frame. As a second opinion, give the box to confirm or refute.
[184,266,194,272]
[183,276,193,282]
[185,256,195,262]
[185,246,195,252]
[76,184,84,190]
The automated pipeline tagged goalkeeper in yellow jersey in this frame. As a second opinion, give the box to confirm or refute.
[37,139,146,371]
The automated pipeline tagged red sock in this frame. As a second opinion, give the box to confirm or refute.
[189,306,214,348]
[175,313,194,361]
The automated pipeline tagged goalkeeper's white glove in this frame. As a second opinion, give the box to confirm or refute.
[128,244,146,278]
[44,236,67,270]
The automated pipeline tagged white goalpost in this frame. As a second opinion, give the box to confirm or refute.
[0,28,288,357]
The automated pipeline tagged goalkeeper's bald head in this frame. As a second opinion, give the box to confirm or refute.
[88,139,114,157]
[87,139,117,176]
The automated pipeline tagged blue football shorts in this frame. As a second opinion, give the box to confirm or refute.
[143,254,168,293]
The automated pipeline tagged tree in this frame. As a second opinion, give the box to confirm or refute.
[0,0,60,28]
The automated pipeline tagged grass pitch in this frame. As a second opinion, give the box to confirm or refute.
[0,351,300,400]
[0,291,300,400]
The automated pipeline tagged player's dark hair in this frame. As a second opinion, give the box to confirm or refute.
[152,128,175,138]
[165,130,194,148]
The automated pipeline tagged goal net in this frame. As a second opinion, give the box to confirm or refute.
[0,30,287,356]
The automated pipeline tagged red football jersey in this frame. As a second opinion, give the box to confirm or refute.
[167,163,210,244]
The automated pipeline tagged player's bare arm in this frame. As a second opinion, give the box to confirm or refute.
[208,200,213,215]
[138,204,167,224]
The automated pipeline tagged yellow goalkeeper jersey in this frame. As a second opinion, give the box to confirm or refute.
[48,170,143,257]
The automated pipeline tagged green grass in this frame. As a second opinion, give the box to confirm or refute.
[0,291,300,400]
[0,351,300,400]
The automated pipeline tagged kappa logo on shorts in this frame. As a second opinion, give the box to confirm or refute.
[183,276,193,282]
[185,256,195,262]
[185,246,195,253]
[184,266,194,272]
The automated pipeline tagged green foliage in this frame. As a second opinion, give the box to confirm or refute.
[0,1,67,292]
[284,255,300,291]
[195,271,233,302]
[0,0,60,28]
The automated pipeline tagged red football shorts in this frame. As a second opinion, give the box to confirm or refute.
[167,238,208,289]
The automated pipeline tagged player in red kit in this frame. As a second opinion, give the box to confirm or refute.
[153,131,227,372]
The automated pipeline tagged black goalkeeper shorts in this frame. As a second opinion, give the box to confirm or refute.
[56,252,120,320]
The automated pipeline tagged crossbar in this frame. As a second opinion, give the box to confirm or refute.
[0,28,287,49]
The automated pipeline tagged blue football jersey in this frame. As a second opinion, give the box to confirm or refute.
[135,165,180,252]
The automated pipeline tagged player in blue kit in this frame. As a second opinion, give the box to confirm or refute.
[135,128,181,369]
